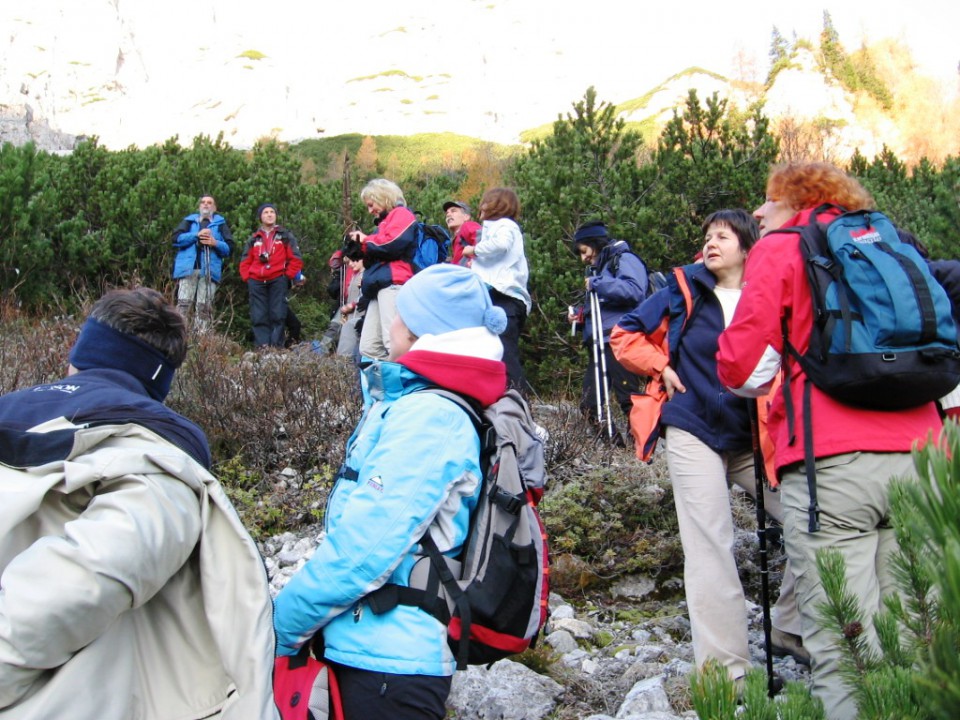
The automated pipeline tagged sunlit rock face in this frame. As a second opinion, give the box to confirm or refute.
[0,3,933,159]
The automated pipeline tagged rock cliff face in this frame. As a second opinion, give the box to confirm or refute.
[615,49,903,162]
[0,104,76,154]
[0,3,922,158]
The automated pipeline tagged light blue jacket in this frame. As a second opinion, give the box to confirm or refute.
[171,213,232,283]
[273,360,482,676]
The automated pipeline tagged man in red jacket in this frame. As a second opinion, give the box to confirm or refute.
[716,163,942,720]
[239,203,305,348]
[443,200,480,267]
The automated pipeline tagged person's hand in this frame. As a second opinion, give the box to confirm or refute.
[349,230,368,244]
[198,228,216,245]
[293,272,306,287]
[462,245,475,258]
[661,366,686,400]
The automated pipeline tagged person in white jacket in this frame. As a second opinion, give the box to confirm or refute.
[462,187,531,392]
[0,287,278,720]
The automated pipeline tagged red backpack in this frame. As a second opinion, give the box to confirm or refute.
[273,644,344,720]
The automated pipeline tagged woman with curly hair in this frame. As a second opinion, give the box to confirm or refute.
[717,163,943,720]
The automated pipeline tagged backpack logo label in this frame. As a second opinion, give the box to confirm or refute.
[850,227,883,244]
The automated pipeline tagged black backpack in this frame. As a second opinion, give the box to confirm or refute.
[366,388,549,669]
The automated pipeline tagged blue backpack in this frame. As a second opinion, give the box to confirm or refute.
[411,214,451,271]
[783,205,960,533]
[784,204,960,411]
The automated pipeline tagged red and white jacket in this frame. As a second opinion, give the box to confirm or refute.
[360,206,417,299]
[716,206,942,475]
[238,226,304,283]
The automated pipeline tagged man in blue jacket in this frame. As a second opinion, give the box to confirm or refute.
[171,194,234,329]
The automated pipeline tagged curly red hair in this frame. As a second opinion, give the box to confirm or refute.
[766,163,874,212]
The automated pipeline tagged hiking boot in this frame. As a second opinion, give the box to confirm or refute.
[770,627,811,666]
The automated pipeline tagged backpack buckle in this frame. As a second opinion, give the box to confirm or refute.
[493,488,524,515]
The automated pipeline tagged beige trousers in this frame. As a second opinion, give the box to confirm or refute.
[665,426,800,680]
[358,284,400,360]
[177,271,218,328]
[780,451,915,720]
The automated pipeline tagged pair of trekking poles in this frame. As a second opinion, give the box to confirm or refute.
[572,279,616,441]
[199,214,213,331]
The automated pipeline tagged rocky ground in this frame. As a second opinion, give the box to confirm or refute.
[262,512,811,719]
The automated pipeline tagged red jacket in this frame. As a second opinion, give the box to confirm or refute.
[239,226,304,283]
[716,206,941,474]
[451,220,481,266]
[360,207,417,298]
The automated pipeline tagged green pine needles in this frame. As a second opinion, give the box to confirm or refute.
[689,660,824,720]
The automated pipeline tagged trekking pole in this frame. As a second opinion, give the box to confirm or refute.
[589,288,614,439]
[748,399,778,698]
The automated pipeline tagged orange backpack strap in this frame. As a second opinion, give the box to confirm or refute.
[673,266,695,332]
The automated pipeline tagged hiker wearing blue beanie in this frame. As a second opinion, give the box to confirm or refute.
[567,220,649,446]
[274,263,510,720]
[0,288,278,718]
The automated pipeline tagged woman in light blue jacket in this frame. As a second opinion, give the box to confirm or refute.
[274,264,509,719]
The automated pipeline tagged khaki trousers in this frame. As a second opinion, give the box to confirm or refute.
[359,285,400,360]
[177,271,218,327]
[665,426,800,680]
[780,451,914,720]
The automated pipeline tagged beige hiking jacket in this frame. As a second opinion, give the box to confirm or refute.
[0,420,279,719]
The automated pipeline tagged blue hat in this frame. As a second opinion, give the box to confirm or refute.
[396,265,507,338]
[573,221,610,249]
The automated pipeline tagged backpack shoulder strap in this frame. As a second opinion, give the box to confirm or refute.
[674,267,695,327]
[666,266,702,368]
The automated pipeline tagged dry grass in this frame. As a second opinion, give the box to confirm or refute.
[1,315,688,580]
